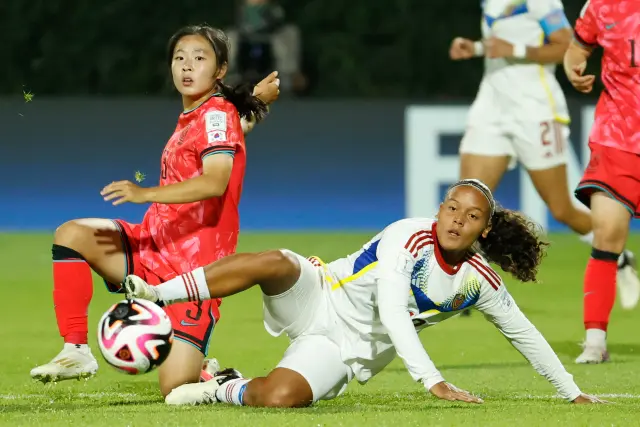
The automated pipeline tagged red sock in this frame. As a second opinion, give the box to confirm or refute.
[52,244,94,345]
[583,255,617,331]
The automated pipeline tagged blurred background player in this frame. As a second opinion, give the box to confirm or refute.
[226,0,306,96]
[30,25,278,397]
[564,0,640,363]
[448,0,639,317]
[125,179,602,407]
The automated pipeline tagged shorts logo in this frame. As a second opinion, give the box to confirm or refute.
[586,153,600,172]
[180,320,198,327]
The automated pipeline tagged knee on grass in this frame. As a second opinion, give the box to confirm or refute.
[253,381,313,408]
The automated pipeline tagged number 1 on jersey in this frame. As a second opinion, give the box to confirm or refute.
[630,39,637,68]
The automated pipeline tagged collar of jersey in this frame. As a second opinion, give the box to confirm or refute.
[431,222,467,275]
[182,92,223,115]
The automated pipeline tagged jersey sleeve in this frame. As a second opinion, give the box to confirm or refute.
[375,221,445,390]
[574,0,599,47]
[475,282,582,401]
[195,105,243,161]
[528,0,571,37]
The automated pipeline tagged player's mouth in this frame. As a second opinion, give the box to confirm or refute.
[182,77,194,86]
[447,229,460,238]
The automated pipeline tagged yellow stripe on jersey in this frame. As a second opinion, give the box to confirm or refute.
[307,255,379,291]
[537,33,571,125]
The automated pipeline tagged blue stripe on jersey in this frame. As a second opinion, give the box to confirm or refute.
[539,9,570,36]
[202,150,235,159]
[484,1,528,27]
[353,240,379,274]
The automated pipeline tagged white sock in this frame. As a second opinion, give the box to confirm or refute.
[215,378,251,405]
[156,267,210,303]
[579,232,594,245]
[585,328,606,347]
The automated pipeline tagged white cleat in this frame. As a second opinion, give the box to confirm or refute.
[617,250,640,310]
[124,274,161,302]
[30,344,99,383]
[575,344,610,364]
[166,367,243,405]
[165,380,221,405]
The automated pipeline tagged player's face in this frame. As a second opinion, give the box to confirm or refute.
[437,186,491,252]
[171,35,227,100]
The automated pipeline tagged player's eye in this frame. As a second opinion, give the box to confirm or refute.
[174,56,184,61]
[196,56,205,61]
[469,214,478,220]
[448,206,456,211]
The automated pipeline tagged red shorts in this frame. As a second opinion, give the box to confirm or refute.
[104,220,221,355]
[575,142,640,218]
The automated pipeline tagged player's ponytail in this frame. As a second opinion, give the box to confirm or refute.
[167,24,268,122]
[216,80,268,122]
[477,208,549,283]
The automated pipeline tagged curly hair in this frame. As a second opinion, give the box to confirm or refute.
[476,208,549,283]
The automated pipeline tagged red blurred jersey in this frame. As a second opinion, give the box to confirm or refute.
[139,94,246,278]
[574,0,640,154]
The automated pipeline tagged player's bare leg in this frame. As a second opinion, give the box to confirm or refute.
[459,154,510,192]
[125,250,301,303]
[31,218,127,383]
[158,341,207,398]
[576,192,631,364]
[459,153,510,317]
[529,165,640,310]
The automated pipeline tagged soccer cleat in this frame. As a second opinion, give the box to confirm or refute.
[575,343,610,364]
[124,275,161,302]
[30,344,99,383]
[165,367,244,405]
[200,358,221,382]
[617,250,640,310]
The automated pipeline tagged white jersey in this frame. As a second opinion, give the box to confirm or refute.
[469,0,571,124]
[317,218,580,401]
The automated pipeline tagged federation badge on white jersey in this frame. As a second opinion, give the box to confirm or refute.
[205,111,227,132]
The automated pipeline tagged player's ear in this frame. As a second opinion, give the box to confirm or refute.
[215,63,228,80]
[481,223,492,238]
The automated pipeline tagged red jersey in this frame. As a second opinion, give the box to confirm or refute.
[139,94,246,278]
[574,0,640,154]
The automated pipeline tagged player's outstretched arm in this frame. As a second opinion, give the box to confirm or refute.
[475,284,605,404]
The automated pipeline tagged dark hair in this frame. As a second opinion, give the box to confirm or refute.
[167,25,268,122]
[476,208,549,283]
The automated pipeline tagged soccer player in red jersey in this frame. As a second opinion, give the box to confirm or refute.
[564,0,640,363]
[30,25,279,396]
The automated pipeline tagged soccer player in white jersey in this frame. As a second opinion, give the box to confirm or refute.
[449,0,639,318]
[124,179,604,407]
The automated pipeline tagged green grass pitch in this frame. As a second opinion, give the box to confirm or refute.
[1,232,639,426]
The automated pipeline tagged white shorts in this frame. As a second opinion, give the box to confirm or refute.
[262,250,353,402]
[459,120,569,171]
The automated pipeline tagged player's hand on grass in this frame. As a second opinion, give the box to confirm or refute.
[572,393,609,404]
[566,62,595,93]
[449,37,475,60]
[429,381,484,404]
[101,180,149,206]
[484,37,516,59]
[253,71,280,105]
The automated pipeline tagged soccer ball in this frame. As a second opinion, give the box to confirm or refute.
[97,299,173,375]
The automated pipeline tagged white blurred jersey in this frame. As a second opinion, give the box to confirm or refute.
[313,218,580,400]
[469,0,572,125]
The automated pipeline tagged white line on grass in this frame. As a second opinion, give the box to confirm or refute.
[0,392,138,400]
